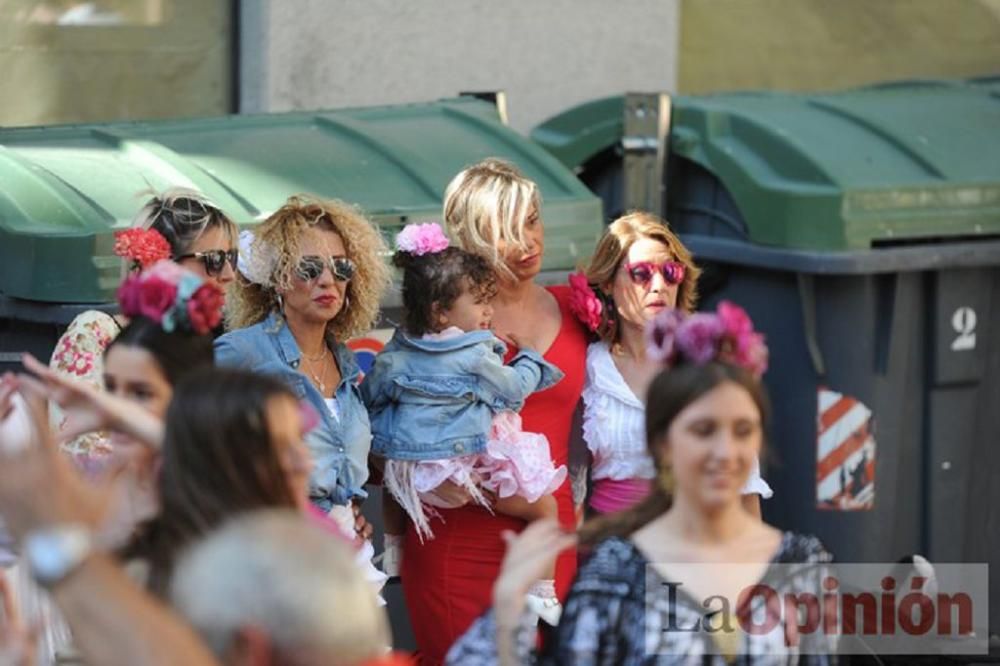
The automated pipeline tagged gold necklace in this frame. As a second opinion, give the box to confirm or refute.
[303,354,329,393]
[302,345,328,363]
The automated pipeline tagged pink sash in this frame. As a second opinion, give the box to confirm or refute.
[589,477,653,514]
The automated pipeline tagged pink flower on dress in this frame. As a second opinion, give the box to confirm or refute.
[395,222,450,256]
[567,272,603,333]
[72,351,95,376]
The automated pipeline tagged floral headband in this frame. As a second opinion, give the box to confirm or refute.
[645,301,768,378]
[113,228,172,270]
[237,229,279,286]
[116,260,224,335]
[568,271,614,334]
[395,222,449,255]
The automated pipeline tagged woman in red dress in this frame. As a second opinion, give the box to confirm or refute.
[399,158,587,664]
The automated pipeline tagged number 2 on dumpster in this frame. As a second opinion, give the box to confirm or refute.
[950,307,977,352]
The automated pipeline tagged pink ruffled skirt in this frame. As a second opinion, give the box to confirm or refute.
[383,411,566,541]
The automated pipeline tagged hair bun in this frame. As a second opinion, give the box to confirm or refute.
[391,249,418,270]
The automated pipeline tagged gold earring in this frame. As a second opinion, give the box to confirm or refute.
[658,465,675,495]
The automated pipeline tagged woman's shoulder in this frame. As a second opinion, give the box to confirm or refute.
[574,537,648,590]
[214,319,274,362]
[62,309,120,345]
[584,340,613,379]
[773,531,833,564]
[50,309,120,379]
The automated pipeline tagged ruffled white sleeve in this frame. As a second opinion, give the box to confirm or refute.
[741,456,774,498]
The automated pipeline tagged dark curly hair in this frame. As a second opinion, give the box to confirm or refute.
[392,247,498,336]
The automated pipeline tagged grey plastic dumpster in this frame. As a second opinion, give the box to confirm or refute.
[534,79,1000,638]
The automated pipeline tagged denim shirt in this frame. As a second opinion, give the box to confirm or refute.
[360,328,564,461]
[214,312,371,511]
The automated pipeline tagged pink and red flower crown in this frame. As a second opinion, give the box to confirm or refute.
[645,301,768,378]
[116,260,223,335]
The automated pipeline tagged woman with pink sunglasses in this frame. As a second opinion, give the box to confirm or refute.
[569,212,772,519]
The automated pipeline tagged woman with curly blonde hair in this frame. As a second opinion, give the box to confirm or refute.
[571,211,770,520]
[216,195,390,523]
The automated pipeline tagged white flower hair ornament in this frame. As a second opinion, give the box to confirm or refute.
[237,229,278,286]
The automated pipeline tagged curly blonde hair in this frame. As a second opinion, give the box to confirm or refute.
[443,158,541,282]
[226,196,390,341]
[583,211,700,345]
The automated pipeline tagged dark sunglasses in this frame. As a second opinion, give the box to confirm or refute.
[624,260,686,287]
[175,249,238,277]
[296,255,356,282]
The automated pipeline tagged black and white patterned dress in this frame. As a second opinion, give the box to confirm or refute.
[446,532,838,665]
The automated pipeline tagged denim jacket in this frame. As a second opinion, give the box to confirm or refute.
[360,328,564,461]
[214,312,370,511]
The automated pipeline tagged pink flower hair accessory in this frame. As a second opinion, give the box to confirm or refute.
[113,228,172,270]
[567,271,605,333]
[395,222,450,256]
[645,301,768,378]
[116,260,223,335]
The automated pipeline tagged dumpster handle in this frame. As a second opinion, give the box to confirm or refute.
[797,274,826,377]
[874,274,897,376]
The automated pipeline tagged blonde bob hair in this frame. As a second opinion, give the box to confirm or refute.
[584,211,701,345]
[443,158,541,281]
[226,195,390,341]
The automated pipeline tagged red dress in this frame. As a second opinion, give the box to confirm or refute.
[400,285,588,665]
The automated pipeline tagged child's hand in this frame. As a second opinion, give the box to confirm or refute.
[432,480,475,508]
[497,331,533,352]
[353,502,374,541]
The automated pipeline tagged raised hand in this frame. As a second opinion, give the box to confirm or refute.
[492,519,576,625]
[0,569,38,666]
[20,354,164,451]
[0,375,106,540]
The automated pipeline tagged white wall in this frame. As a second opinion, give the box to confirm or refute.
[241,0,679,133]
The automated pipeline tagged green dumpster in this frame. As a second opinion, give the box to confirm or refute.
[535,79,1000,637]
[0,95,602,360]
[0,97,604,651]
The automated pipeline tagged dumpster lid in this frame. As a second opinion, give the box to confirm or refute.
[669,79,1000,251]
[0,97,600,304]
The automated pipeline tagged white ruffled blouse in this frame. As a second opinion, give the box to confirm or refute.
[581,342,773,497]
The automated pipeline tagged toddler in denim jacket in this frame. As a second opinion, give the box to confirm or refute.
[361,223,566,610]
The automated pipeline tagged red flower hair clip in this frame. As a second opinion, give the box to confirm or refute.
[114,228,172,270]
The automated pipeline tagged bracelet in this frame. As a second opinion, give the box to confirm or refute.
[24,524,94,588]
